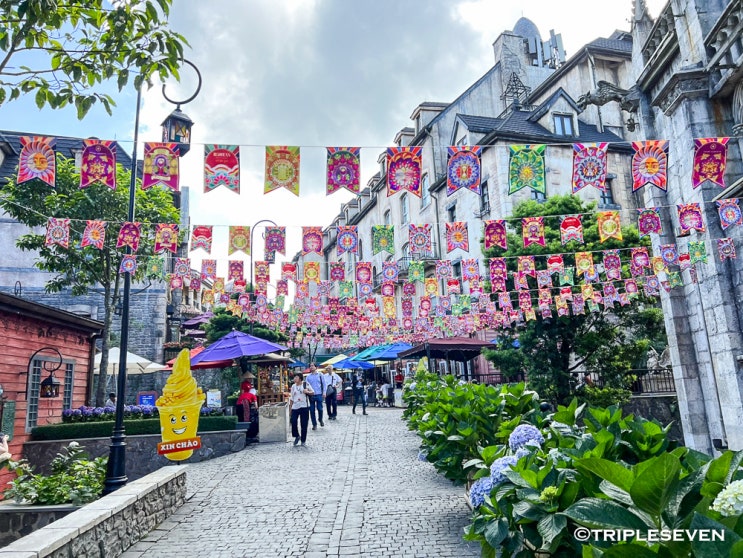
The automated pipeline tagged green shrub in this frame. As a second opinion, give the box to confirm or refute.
[5,442,107,505]
[31,416,238,441]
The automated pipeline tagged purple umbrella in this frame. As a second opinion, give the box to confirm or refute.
[191,330,288,364]
[181,311,214,328]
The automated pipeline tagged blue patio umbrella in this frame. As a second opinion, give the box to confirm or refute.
[191,330,288,364]
[370,342,413,361]
[290,360,308,368]
[349,344,388,361]
[333,358,375,370]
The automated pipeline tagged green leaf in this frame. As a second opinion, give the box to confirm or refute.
[690,512,742,557]
[629,453,681,518]
[537,513,567,548]
[601,545,658,558]
[563,498,649,530]
[576,457,634,493]
[482,518,508,548]
[35,88,46,109]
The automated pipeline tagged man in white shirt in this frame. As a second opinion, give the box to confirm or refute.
[288,372,313,446]
[304,364,326,430]
[323,365,343,421]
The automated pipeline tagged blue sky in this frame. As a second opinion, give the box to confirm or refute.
[0,0,663,277]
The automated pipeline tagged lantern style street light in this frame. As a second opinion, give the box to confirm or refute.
[103,60,202,495]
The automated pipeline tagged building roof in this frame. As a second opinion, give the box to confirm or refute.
[0,291,104,333]
[0,130,133,185]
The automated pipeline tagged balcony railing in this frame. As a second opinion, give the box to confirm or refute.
[587,368,676,394]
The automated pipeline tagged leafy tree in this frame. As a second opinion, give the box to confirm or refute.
[482,195,667,405]
[0,155,180,405]
[0,0,188,117]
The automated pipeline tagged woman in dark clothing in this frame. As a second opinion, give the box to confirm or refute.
[351,373,367,415]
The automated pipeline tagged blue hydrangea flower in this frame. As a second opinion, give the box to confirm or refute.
[490,455,519,484]
[62,409,72,418]
[131,405,142,414]
[508,424,545,452]
[515,447,531,459]
[103,405,115,413]
[82,408,93,417]
[469,477,495,508]
[417,450,428,462]
[92,407,105,417]
[141,406,154,416]
[72,409,82,417]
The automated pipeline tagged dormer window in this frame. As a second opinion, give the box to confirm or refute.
[554,113,574,136]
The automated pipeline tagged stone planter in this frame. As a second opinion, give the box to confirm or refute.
[0,502,80,547]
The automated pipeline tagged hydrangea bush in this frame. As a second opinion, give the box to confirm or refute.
[62,404,158,423]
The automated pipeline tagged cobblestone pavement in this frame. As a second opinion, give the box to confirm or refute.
[122,405,480,558]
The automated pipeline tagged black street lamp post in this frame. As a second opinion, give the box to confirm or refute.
[103,61,202,495]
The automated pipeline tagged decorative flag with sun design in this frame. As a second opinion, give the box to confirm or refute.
[18,136,56,187]
[572,143,608,193]
[483,220,507,250]
[637,208,662,238]
[446,146,482,196]
[45,217,69,248]
[327,147,361,195]
[446,221,469,253]
[408,224,432,255]
[596,211,622,242]
[508,144,545,195]
[142,142,180,191]
[337,225,358,255]
[116,222,141,252]
[387,147,422,197]
[228,226,250,256]
[80,220,106,250]
[631,140,668,191]
[677,203,706,234]
[80,139,116,189]
[119,255,137,274]
[265,146,300,196]
[372,225,394,255]
[153,224,178,254]
[302,226,323,256]
[716,199,743,230]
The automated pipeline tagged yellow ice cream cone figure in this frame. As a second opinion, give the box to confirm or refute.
[156,348,205,461]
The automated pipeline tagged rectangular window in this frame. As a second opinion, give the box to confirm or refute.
[26,359,42,430]
[421,174,430,208]
[401,195,409,224]
[452,261,462,279]
[447,204,456,222]
[530,189,547,202]
[63,362,74,410]
[479,180,490,214]
[600,186,615,206]
[554,114,574,136]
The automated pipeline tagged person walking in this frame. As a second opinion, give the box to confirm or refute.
[323,365,342,420]
[289,372,313,446]
[304,363,326,430]
[351,372,367,415]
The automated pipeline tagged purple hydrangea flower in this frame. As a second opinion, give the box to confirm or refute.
[62,409,73,418]
[72,409,82,417]
[130,406,142,414]
[82,408,93,418]
[515,447,531,459]
[103,405,115,413]
[92,407,105,417]
[508,424,545,452]
[490,455,519,484]
[417,450,428,462]
[469,476,495,508]
[141,406,154,416]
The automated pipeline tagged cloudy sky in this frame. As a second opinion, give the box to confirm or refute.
[0,0,664,282]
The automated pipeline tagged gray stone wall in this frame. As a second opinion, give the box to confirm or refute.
[0,504,77,547]
[624,394,684,443]
[23,430,246,481]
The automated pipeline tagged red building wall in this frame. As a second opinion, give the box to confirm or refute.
[0,307,100,496]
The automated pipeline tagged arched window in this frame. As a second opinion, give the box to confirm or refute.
[384,210,391,226]
[401,194,409,224]
[421,174,430,207]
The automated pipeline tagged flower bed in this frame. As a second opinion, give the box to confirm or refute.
[404,373,743,557]
[62,404,159,422]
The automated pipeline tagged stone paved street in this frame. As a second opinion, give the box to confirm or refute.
[121,405,479,558]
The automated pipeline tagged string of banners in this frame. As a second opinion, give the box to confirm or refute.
[14,136,731,196]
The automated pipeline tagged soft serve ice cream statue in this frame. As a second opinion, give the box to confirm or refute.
[156,349,205,461]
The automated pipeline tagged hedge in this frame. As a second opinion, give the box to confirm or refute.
[31,416,238,441]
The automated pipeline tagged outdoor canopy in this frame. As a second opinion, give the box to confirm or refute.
[191,330,288,365]
[94,347,155,375]
[332,357,375,370]
[163,346,233,371]
[397,337,493,362]
[368,342,413,361]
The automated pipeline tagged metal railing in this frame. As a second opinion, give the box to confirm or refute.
[586,368,676,394]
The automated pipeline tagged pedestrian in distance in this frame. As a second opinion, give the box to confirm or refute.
[323,365,342,421]
[304,363,326,430]
[289,372,313,446]
[105,392,116,407]
[352,372,367,415]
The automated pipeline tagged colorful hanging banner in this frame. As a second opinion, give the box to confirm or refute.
[153,223,178,254]
[659,244,679,266]
[17,136,56,187]
[508,144,546,195]
[631,140,668,191]
[80,220,106,250]
[547,254,564,274]
[692,137,729,189]
[302,226,323,255]
[173,258,190,278]
[461,259,480,281]
[265,226,286,255]
[382,261,399,282]
[522,216,545,247]
[603,249,622,280]
[483,220,507,250]
[718,238,736,261]
[409,224,432,255]
[637,208,663,238]
[446,221,469,253]
[689,241,708,264]
[560,215,583,244]
[146,255,165,280]
[281,263,297,282]
[204,144,240,194]
[356,262,372,284]
[387,146,422,197]
[265,146,300,196]
[80,139,116,189]
[119,255,137,274]
[435,260,452,279]
[142,142,180,191]
[597,211,622,242]
[45,217,70,248]
[677,203,706,234]
[716,199,743,230]
[424,277,438,296]
[329,262,346,282]
[228,226,250,256]
[339,281,354,298]
[408,261,425,283]
[574,252,594,276]
[304,262,320,282]
[228,260,244,281]
[116,222,141,252]
[517,256,536,277]
[327,147,361,194]
[631,247,651,270]
[190,225,213,253]
[447,145,482,195]
[372,225,394,255]
[337,225,359,255]
[201,259,217,280]
[572,143,608,193]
